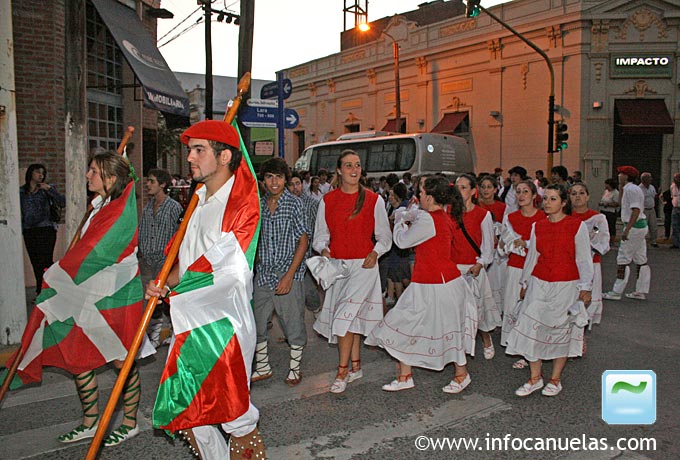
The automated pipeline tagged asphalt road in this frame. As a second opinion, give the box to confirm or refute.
[0,244,678,459]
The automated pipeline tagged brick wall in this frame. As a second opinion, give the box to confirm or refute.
[12,0,67,192]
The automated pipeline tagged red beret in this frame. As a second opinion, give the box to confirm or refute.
[494,167,503,172]
[617,165,639,178]
[180,120,240,149]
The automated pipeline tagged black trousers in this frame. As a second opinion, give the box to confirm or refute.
[23,226,57,294]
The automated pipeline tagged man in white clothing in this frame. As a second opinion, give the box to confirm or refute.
[639,172,658,247]
[604,166,651,301]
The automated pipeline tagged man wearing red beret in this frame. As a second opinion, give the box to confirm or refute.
[603,166,651,301]
[146,120,265,459]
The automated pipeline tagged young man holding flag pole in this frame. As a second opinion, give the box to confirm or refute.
[145,118,265,459]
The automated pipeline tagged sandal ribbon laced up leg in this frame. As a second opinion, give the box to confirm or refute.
[285,345,303,386]
[330,365,350,394]
[348,359,363,382]
[104,365,141,447]
[58,370,99,443]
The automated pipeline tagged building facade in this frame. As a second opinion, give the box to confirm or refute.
[283,0,680,199]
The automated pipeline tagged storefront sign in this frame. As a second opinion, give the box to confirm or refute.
[611,54,673,78]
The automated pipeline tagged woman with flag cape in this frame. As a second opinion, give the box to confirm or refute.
[2,150,151,447]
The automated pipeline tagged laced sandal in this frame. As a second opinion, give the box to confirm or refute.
[512,359,529,370]
[515,375,544,397]
[382,373,415,392]
[251,342,272,382]
[541,378,563,397]
[330,365,350,394]
[348,359,363,383]
[104,366,141,447]
[59,370,99,443]
[285,345,303,386]
[442,373,471,394]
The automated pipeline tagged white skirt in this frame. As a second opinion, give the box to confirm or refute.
[505,277,585,361]
[365,278,478,370]
[486,253,507,309]
[313,259,383,344]
[457,264,502,332]
[500,266,522,347]
[587,262,603,325]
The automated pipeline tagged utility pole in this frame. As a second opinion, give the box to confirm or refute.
[466,1,556,173]
[238,0,255,151]
[203,0,213,120]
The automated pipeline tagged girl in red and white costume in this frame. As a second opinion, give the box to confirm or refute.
[500,180,546,349]
[313,150,392,394]
[478,175,507,310]
[506,184,593,397]
[569,182,610,326]
[451,174,502,360]
[366,176,477,393]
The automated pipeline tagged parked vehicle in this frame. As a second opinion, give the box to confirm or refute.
[294,132,474,177]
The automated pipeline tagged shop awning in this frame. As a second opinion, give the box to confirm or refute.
[614,99,674,135]
[431,112,468,134]
[381,118,405,133]
[91,0,189,119]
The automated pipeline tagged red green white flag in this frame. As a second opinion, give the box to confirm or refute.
[2,181,144,389]
[152,122,261,432]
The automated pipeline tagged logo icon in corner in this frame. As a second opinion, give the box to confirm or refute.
[602,370,656,425]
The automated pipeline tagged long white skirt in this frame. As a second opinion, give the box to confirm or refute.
[487,253,507,309]
[365,278,478,370]
[587,262,603,325]
[505,277,585,361]
[313,259,383,344]
[500,266,522,347]
[457,264,502,332]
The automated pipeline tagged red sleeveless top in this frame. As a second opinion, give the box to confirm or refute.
[412,210,460,284]
[532,215,582,282]
[479,200,506,223]
[450,205,488,265]
[571,209,601,263]
[324,188,379,259]
[507,209,546,269]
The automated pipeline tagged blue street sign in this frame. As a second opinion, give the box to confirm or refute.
[240,105,278,128]
[261,78,293,100]
[284,108,299,129]
[240,105,300,129]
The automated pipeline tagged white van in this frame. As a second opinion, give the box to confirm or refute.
[294,132,473,178]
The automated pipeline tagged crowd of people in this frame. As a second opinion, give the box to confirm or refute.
[14,131,680,459]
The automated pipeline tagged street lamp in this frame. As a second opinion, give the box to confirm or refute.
[359,22,402,133]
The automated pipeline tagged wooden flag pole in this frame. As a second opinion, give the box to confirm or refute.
[0,126,135,406]
[85,72,251,459]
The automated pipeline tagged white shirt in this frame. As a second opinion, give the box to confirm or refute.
[319,182,331,195]
[639,183,657,209]
[178,176,235,277]
[620,182,646,224]
[504,186,518,216]
[81,194,110,236]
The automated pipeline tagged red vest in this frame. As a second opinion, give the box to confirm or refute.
[507,210,546,269]
[532,215,582,282]
[412,210,460,284]
[479,200,506,223]
[572,209,601,263]
[450,205,487,265]
[324,188,379,259]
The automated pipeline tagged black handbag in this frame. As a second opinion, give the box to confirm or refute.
[47,192,62,223]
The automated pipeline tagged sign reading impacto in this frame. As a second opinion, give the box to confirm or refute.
[611,54,673,78]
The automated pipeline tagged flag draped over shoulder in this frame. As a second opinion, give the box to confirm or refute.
[2,181,143,389]
[153,122,261,432]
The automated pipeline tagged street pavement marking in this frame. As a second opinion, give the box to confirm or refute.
[0,411,152,460]
[266,393,511,459]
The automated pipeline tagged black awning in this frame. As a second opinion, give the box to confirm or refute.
[91,0,189,118]
[431,112,468,134]
[614,99,674,135]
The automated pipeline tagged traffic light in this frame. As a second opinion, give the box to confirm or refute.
[555,121,569,151]
[465,0,481,18]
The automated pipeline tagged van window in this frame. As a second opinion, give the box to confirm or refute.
[311,139,416,174]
